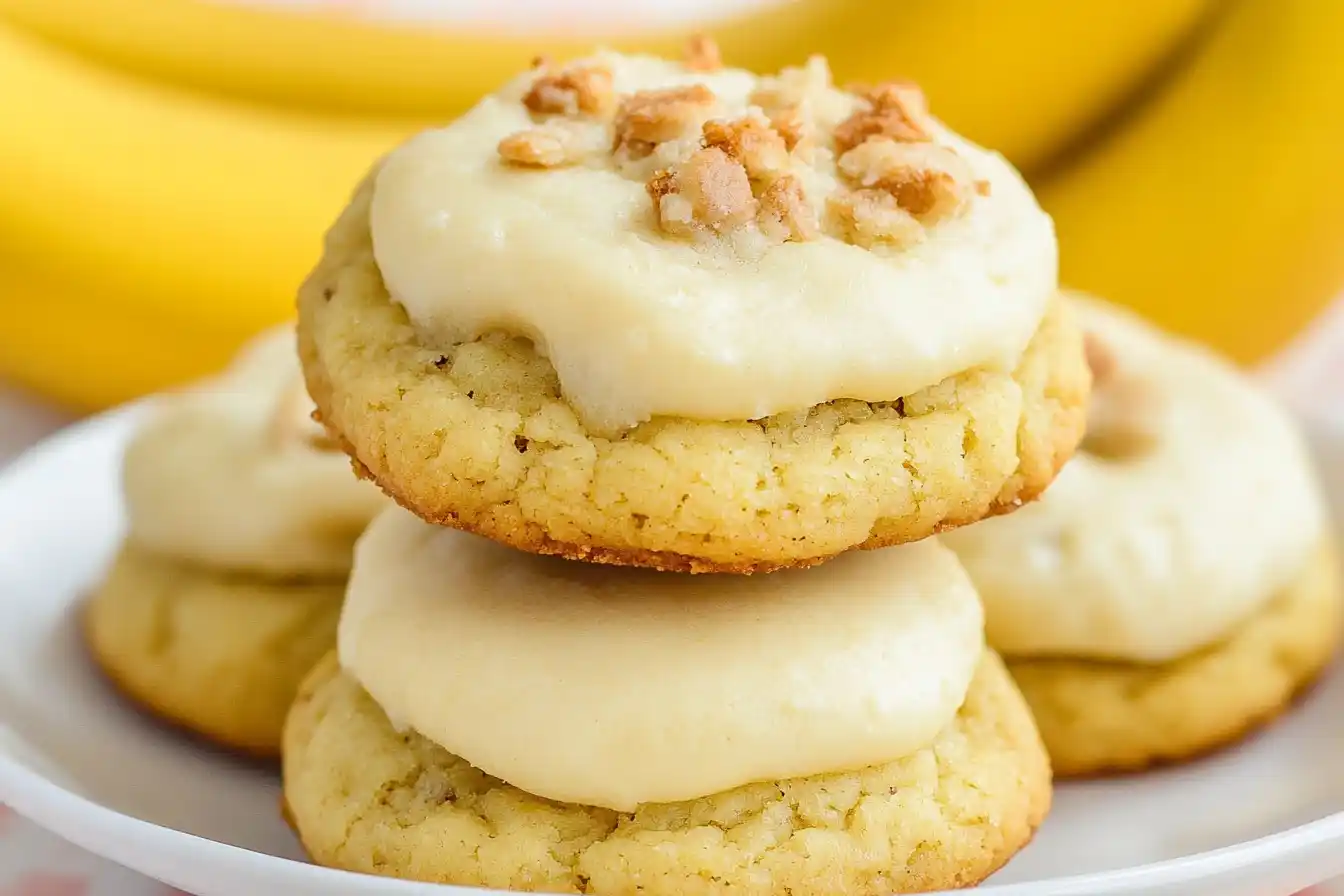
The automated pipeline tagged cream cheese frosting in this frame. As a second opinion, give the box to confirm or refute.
[944,297,1327,663]
[339,505,985,810]
[370,51,1057,433]
[122,326,387,578]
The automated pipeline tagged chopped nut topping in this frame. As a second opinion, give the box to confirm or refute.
[1084,376,1161,460]
[613,85,718,159]
[1084,332,1117,384]
[757,174,818,242]
[828,188,925,249]
[523,64,615,117]
[497,125,587,168]
[767,106,808,152]
[834,81,932,153]
[269,381,338,452]
[647,147,756,236]
[702,113,790,182]
[530,55,550,70]
[837,139,974,224]
[684,34,722,72]
[975,179,992,197]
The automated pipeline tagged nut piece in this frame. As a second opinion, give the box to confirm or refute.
[614,85,718,159]
[702,113,790,182]
[269,381,338,452]
[497,125,586,168]
[749,55,833,112]
[834,81,933,153]
[1083,332,1117,384]
[523,64,615,117]
[838,139,974,224]
[648,147,757,236]
[828,188,925,249]
[757,174,818,242]
[767,106,808,152]
[684,34,722,72]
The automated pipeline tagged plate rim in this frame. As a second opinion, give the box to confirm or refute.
[0,405,1342,895]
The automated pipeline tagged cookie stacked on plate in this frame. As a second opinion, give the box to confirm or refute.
[282,43,1088,894]
[85,327,387,757]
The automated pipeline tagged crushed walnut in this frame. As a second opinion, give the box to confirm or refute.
[523,64,615,117]
[1084,375,1161,460]
[757,174,818,242]
[828,189,925,249]
[767,106,808,152]
[837,140,974,223]
[702,113,790,182]
[647,147,756,237]
[497,124,588,168]
[834,81,932,154]
[684,34,722,72]
[1083,332,1117,384]
[613,84,718,160]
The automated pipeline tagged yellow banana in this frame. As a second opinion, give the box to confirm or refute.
[0,0,1216,171]
[1036,0,1344,365]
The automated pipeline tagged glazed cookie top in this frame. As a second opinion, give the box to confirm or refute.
[370,46,1057,432]
[944,297,1327,663]
[122,327,387,578]
[339,506,985,810]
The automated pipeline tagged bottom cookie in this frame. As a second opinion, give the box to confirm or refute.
[282,650,1050,895]
[1010,542,1342,778]
[84,544,343,758]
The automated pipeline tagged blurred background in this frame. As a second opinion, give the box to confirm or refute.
[0,0,1342,411]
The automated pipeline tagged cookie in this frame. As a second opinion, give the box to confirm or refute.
[282,650,1049,895]
[296,50,1085,573]
[943,296,1338,775]
[85,545,342,757]
[123,325,387,579]
[1009,541,1341,777]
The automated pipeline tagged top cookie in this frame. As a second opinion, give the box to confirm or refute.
[123,326,388,578]
[298,45,1087,572]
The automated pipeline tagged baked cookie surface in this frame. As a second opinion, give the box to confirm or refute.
[282,650,1050,895]
[85,545,343,757]
[298,177,1087,573]
[1010,541,1342,777]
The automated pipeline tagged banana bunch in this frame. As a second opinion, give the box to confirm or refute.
[1,0,1339,409]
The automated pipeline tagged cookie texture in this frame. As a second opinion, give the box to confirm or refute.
[282,650,1050,895]
[1010,541,1342,777]
[296,179,1088,573]
[85,544,343,758]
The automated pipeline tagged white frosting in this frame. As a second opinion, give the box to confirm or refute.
[944,298,1327,663]
[122,326,388,577]
[370,52,1057,432]
[339,506,984,810]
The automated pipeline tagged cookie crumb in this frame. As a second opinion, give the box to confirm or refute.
[834,81,932,154]
[757,174,818,242]
[614,85,718,160]
[684,34,722,72]
[498,125,586,168]
[523,64,615,117]
[828,188,925,249]
[837,140,973,224]
[648,147,756,236]
[702,113,790,182]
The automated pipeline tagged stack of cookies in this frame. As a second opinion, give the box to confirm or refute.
[86,328,387,757]
[281,43,1089,893]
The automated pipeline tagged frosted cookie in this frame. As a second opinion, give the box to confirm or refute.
[944,296,1340,776]
[86,327,386,756]
[297,48,1088,573]
[85,545,342,758]
[281,507,1051,893]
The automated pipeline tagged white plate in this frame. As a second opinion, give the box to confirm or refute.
[0,407,1342,896]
